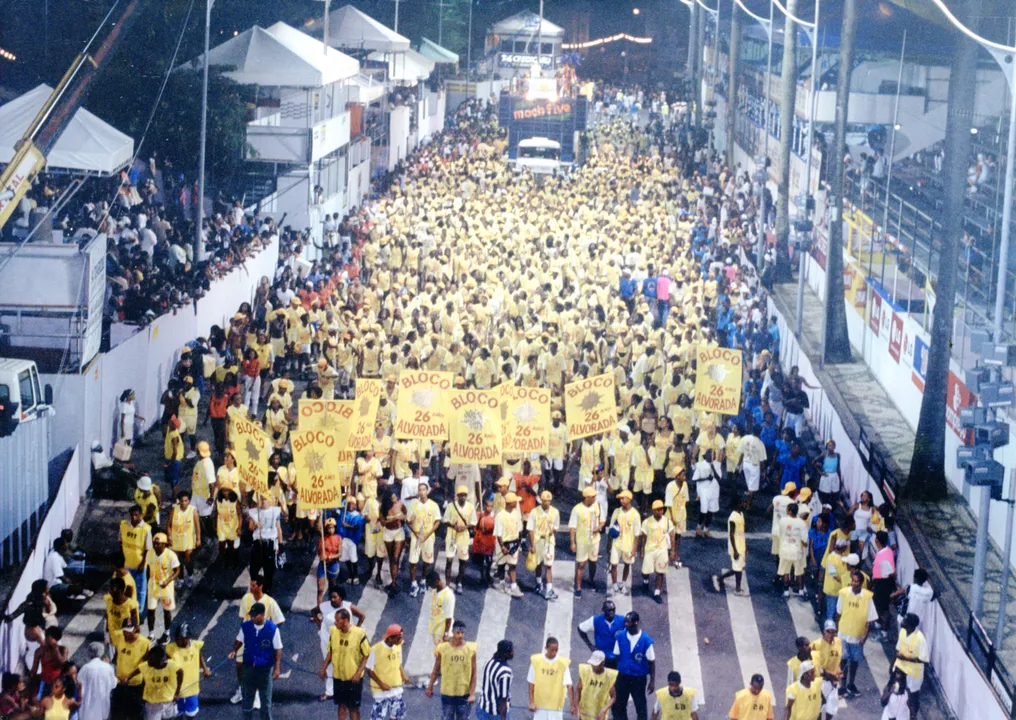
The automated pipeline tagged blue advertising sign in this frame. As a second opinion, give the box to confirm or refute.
[912,335,930,392]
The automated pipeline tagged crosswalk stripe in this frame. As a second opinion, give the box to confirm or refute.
[666,566,705,706]
[357,583,390,644]
[786,595,822,640]
[725,577,773,694]
[546,560,575,660]
[198,569,248,642]
[475,587,512,671]
[292,565,320,612]
[863,632,893,688]
[403,552,448,680]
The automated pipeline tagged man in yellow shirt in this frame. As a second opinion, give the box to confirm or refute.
[168,492,200,589]
[113,618,151,687]
[712,495,749,596]
[317,607,371,719]
[425,620,477,719]
[640,500,673,603]
[164,415,184,491]
[836,572,877,697]
[663,471,688,569]
[528,637,573,718]
[494,492,525,598]
[144,532,180,639]
[545,413,569,489]
[893,613,930,717]
[811,620,843,717]
[166,623,210,718]
[407,482,442,598]
[127,645,183,720]
[652,670,699,720]
[528,490,561,600]
[728,674,775,719]
[569,487,605,598]
[608,490,641,597]
[367,624,409,720]
[573,650,617,720]
[785,661,822,720]
[443,485,477,592]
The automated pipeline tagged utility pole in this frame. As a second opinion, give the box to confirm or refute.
[394,0,400,34]
[438,0,446,46]
[196,0,213,264]
[323,0,330,52]
[727,2,740,167]
[467,0,473,75]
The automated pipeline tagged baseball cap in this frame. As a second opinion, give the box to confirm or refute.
[618,490,633,500]
[651,499,665,510]
[383,624,403,639]
[137,476,153,491]
[582,487,597,498]
[153,532,168,544]
[249,602,266,617]
[823,620,837,632]
[540,491,553,501]
[782,482,797,495]
[505,493,520,503]
[456,485,469,495]
[588,650,606,666]
[844,553,861,566]
[798,661,815,675]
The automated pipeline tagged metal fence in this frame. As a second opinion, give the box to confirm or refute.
[0,415,52,568]
[968,612,1016,717]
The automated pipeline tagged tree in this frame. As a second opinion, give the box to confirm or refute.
[436,0,471,58]
[822,0,856,364]
[907,0,980,499]
[774,0,799,282]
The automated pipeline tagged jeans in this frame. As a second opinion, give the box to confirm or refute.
[241,665,274,720]
[441,696,470,720]
[128,567,148,620]
[250,540,276,593]
[164,460,181,490]
[476,709,510,720]
[613,673,648,720]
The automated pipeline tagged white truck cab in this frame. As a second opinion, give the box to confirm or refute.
[515,137,563,175]
[0,358,53,428]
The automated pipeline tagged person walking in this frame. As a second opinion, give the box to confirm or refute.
[229,602,283,720]
[651,670,698,720]
[836,572,877,697]
[528,636,573,720]
[366,624,409,720]
[247,495,283,594]
[713,495,749,596]
[478,640,514,720]
[426,619,477,720]
[574,650,618,720]
[578,601,626,670]
[166,623,210,719]
[318,607,371,720]
[612,611,655,720]
[570,487,605,598]
[784,662,821,720]
[728,674,775,719]
[892,613,929,719]
[77,642,117,720]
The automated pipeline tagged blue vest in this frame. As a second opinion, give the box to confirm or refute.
[593,614,626,659]
[241,619,278,668]
[615,630,653,677]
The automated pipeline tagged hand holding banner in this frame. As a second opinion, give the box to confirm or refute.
[692,345,743,416]
[232,416,270,498]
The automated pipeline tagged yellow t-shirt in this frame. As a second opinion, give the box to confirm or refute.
[641,515,672,552]
[104,594,138,643]
[166,640,204,698]
[786,680,822,720]
[569,503,602,546]
[435,641,477,697]
[837,588,874,639]
[164,428,184,460]
[138,659,181,704]
[328,625,371,681]
[530,653,570,711]
[654,686,698,719]
[578,664,617,717]
[368,640,404,693]
[728,688,775,720]
[429,586,455,641]
[729,510,746,556]
[113,635,151,684]
[119,520,151,570]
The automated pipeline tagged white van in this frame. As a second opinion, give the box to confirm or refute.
[0,358,53,428]
[516,137,563,175]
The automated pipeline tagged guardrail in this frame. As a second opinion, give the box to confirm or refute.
[968,612,1016,718]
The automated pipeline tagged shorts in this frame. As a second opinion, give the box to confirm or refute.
[698,494,719,514]
[743,464,761,492]
[333,678,363,707]
[873,578,894,615]
[902,671,923,693]
[669,509,687,535]
[642,547,669,575]
[182,415,198,435]
[771,535,781,555]
[371,694,407,720]
[842,641,864,663]
[576,539,600,564]
[177,695,200,717]
[147,583,176,611]
[495,544,519,566]
[340,537,359,563]
[441,695,471,720]
[146,701,178,720]
[819,472,840,494]
[383,527,403,544]
[777,556,805,576]
[609,543,635,566]
[192,496,213,517]
[543,457,564,472]
[446,532,472,562]
[533,537,555,564]
[409,533,436,564]
[365,530,383,558]
[730,549,746,572]
[317,560,341,580]
[633,476,653,494]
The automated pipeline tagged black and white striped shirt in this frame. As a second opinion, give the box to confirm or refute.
[478,657,512,715]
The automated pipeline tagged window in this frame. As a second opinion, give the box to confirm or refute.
[18,369,34,411]
[501,39,514,52]
[541,43,553,56]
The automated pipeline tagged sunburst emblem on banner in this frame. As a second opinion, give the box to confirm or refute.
[513,402,538,423]
[245,439,261,462]
[412,388,436,408]
[706,363,729,384]
[462,409,485,431]
[303,448,325,474]
[359,396,372,416]
[580,391,601,412]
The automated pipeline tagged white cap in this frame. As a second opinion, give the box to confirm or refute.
[137,476,153,491]
[798,661,815,675]
[844,553,860,566]
[588,650,606,666]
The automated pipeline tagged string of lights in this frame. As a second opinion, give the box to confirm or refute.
[561,33,652,50]
[0,47,15,61]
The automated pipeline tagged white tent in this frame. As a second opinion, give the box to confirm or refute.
[185,21,359,87]
[367,48,435,83]
[0,85,133,176]
[311,5,410,53]
[491,10,564,39]
[418,37,459,65]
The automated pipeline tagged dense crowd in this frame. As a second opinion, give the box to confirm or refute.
[4,90,933,720]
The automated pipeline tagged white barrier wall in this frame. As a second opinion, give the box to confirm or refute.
[45,237,280,485]
[1,447,81,672]
[770,297,1008,720]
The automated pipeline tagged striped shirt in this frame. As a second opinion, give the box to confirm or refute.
[478,657,513,715]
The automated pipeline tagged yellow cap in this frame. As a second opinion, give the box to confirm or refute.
[782,482,797,495]
[540,490,553,501]
[197,441,210,457]
[180,347,192,354]
[495,477,510,487]
[798,488,812,501]
[324,518,337,527]
[582,487,597,498]
[505,493,520,503]
[617,490,633,500]
[455,485,469,495]
[552,411,563,420]
[183,375,193,384]
[153,532,168,544]
[651,499,665,510]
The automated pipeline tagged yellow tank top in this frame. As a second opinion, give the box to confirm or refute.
[811,638,842,673]
[119,520,150,570]
[579,664,618,717]
[823,554,846,596]
[134,490,159,524]
[146,548,178,585]
[530,653,569,711]
[329,626,370,681]
[369,641,404,692]
[216,497,239,539]
[167,640,204,698]
[435,641,477,697]
[170,505,197,551]
[837,588,874,638]
[44,698,71,720]
[787,680,822,720]
[140,659,181,704]
[654,686,697,720]
[895,629,925,680]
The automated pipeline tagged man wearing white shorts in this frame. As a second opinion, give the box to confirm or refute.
[527,491,560,600]
[639,500,672,603]
[442,486,477,593]
[692,450,721,538]
[407,483,442,598]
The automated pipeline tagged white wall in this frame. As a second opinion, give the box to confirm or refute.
[389,105,412,171]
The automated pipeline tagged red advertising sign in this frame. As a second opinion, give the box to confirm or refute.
[888,313,903,363]
[945,371,975,441]
[870,293,882,336]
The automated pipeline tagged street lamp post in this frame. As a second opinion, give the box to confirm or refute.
[196,0,213,264]
[694,0,720,149]
[925,0,1016,644]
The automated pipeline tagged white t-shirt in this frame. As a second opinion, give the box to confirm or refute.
[248,506,282,542]
[318,599,353,640]
[44,550,67,586]
[78,657,118,720]
[612,631,656,661]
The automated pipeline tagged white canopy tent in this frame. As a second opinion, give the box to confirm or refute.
[367,48,435,83]
[0,85,133,176]
[417,37,459,66]
[491,10,564,39]
[310,5,410,53]
[184,21,359,87]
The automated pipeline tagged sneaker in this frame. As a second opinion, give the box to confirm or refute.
[734,588,750,597]
[68,594,88,601]
[620,584,630,596]
[545,589,559,601]
[783,589,791,598]
[574,589,583,598]
[409,582,421,598]
[230,688,243,705]
[455,583,464,595]
[654,591,663,604]
[847,684,860,697]
[81,589,95,598]
[712,575,722,592]
[671,559,683,569]
[253,692,261,709]
[509,585,524,598]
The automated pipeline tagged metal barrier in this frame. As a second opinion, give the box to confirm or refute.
[968,612,1016,718]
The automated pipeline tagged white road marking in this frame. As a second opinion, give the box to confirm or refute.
[475,586,512,671]
[357,583,391,644]
[403,552,447,680]
[725,577,773,694]
[292,565,321,612]
[545,560,575,660]
[199,569,249,641]
[667,566,705,706]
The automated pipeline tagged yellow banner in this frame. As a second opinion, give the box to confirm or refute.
[692,345,743,416]
[348,378,384,452]
[292,429,344,509]
[449,389,503,465]
[232,416,270,498]
[500,383,551,455]
[394,370,453,440]
[298,399,355,439]
[564,373,618,440]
